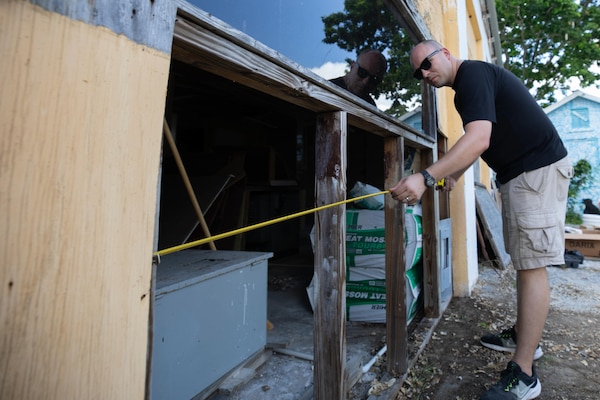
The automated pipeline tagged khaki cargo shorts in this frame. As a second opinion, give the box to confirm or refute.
[499,156,573,270]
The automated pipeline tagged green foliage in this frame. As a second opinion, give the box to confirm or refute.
[321,0,418,115]
[566,209,583,225]
[569,159,593,198]
[493,0,600,105]
[566,159,594,224]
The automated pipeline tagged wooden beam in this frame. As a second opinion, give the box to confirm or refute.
[162,119,216,250]
[420,86,442,318]
[313,111,347,400]
[384,0,433,43]
[384,136,408,374]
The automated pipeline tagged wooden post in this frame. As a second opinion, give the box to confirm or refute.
[162,119,217,250]
[421,85,441,317]
[384,135,408,374]
[313,111,347,400]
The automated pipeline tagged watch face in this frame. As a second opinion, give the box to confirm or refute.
[421,170,435,187]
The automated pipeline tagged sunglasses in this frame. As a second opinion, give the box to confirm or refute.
[413,48,442,80]
[356,63,383,84]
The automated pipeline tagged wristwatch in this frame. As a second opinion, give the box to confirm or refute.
[420,170,436,188]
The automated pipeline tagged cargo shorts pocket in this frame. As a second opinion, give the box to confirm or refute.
[557,166,574,179]
[517,211,561,257]
[556,165,574,202]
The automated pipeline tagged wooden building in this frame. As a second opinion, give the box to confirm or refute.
[1,1,498,399]
[545,90,600,205]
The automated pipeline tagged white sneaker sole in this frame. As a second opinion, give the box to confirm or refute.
[480,341,544,360]
[522,378,542,399]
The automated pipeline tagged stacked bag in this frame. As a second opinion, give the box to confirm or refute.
[308,182,423,324]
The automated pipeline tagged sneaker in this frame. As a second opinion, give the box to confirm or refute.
[480,361,541,400]
[480,326,544,360]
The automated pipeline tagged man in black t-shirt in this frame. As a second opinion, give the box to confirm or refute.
[389,40,572,400]
[330,49,387,107]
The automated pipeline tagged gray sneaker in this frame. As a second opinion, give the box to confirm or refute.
[480,361,541,400]
[480,326,544,360]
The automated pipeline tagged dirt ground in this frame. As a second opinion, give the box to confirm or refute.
[390,258,600,400]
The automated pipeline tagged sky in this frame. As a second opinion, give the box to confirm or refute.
[556,66,600,101]
[191,0,353,68]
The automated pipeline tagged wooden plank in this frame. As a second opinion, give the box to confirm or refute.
[474,183,511,269]
[420,162,441,318]
[476,217,491,262]
[565,233,600,259]
[383,136,408,374]
[437,133,450,219]
[420,85,442,318]
[384,0,434,43]
[345,354,365,394]
[313,112,347,400]
[0,2,170,399]
[162,119,216,250]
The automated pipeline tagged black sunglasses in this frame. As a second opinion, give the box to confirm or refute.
[356,63,383,84]
[413,48,442,80]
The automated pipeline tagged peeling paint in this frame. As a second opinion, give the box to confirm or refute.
[31,0,176,53]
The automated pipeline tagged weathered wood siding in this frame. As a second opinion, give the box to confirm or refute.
[313,112,348,400]
[0,2,171,398]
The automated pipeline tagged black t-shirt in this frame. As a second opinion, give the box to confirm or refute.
[453,61,567,184]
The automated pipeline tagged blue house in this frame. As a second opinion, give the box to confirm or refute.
[545,90,600,212]
[399,106,423,133]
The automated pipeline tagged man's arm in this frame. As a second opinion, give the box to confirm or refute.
[389,120,492,201]
[426,120,491,180]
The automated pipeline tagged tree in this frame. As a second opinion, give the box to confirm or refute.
[321,0,418,116]
[566,159,594,224]
[322,0,600,110]
[496,0,600,106]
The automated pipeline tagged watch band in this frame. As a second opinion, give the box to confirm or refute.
[420,169,436,187]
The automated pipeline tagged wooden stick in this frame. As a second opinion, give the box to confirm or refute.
[163,119,217,251]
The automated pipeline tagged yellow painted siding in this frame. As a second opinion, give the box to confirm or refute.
[0,2,170,399]
[415,0,493,295]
